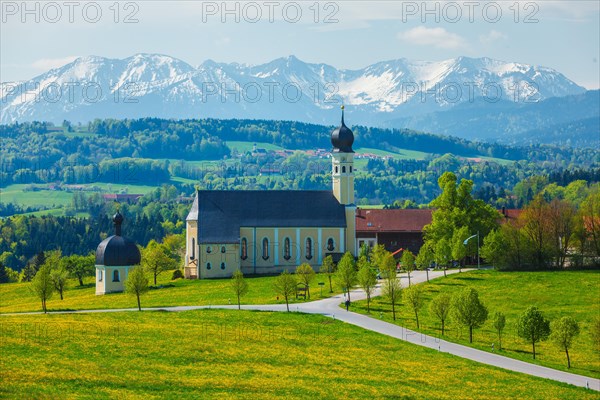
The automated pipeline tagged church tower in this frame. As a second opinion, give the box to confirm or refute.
[331,105,356,255]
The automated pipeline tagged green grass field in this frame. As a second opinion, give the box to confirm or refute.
[0,309,595,399]
[226,141,285,153]
[356,147,430,161]
[0,271,339,314]
[351,269,600,378]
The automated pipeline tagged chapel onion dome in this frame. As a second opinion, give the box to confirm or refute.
[331,105,354,153]
[95,211,141,266]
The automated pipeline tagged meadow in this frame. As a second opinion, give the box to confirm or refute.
[351,269,600,379]
[0,309,596,399]
[0,272,339,314]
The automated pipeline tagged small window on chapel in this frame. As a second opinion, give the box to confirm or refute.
[98,270,103,282]
[350,166,353,173]
[342,166,346,173]
[206,246,212,254]
[262,238,270,260]
[241,238,248,260]
[112,270,120,282]
[284,238,291,261]
[220,262,226,270]
[206,262,212,270]
[221,246,226,253]
[191,238,195,260]
[305,238,313,260]
[335,166,338,173]
[327,238,335,252]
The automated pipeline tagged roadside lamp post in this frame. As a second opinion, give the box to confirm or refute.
[463,231,480,269]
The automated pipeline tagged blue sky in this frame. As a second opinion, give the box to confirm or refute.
[2,1,599,88]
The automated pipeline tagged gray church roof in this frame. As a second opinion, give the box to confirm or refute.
[186,190,347,244]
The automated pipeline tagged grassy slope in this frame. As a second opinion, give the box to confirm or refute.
[351,269,600,378]
[0,272,339,314]
[0,310,595,399]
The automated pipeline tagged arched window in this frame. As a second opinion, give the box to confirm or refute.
[241,238,248,260]
[98,270,103,282]
[283,237,291,261]
[206,246,212,254]
[335,166,338,173]
[327,238,335,252]
[342,166,346,173]
[305,238,313,260]
[112,270,120,282]
[220,262,226,270]
[262,238,269,260]
[206,262,212,270]
[221,246,226,254]
[350,166,353,173]
[191,238,195,260]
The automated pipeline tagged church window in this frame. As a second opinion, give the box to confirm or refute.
[283,238,291,260]
[327,238,335,251]
[221,262,226,270]
[335,166,338,173]
[221,246,226,253]
[241,238,248,260]
[206,262,212,270]
[262,238,270,260]
[350,166,353,173]
[191,238,195,260]
[305,238,313,260]
[98,270,103,282]
[206,246,212,254]
[342,166,346,173]
[112,270,120,282]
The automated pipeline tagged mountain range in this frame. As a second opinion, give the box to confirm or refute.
[1,53,596,147]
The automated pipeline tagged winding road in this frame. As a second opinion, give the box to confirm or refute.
[3,268,599,391]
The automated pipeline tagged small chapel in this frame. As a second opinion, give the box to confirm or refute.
[184,108,357,278]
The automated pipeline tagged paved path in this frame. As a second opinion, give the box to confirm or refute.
[3,269,598,391]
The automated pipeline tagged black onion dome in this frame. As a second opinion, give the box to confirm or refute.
[331,106,354,153]
[95,236,141,266]
[95,211,141,266]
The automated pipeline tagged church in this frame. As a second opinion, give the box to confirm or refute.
[184,108,357,278]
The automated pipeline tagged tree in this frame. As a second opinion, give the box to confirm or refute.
[356,258,377,313]
[63,254,95,286]
[416,242,434,282]
[22,252,46,282]
[335,252,357,302]
[547,199,577,268]
[125,265,149,311]
[320,255,336,293]
[452,287,488,343]
[370,244,389,271]
[403,285,424,328]
[517,306,551,359]
[434,238,452,277]
[273,270,297,312]
[30,264,54,313]
[295,263,316,299]
[550,317,580,368]
[451,226,469,272]
[0,261,9,284]
[520,196,554,269]
[230,269,248,310]
[50,265,69,300]
[492,311,506,350]
[400,250,415,286]
[142,240,178,285]
[480,229,506,268]
[430,293,451,335]
[381,253,402,320]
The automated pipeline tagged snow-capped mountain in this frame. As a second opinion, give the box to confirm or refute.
[0,53,586,125]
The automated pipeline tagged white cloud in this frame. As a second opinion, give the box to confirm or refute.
[215,37,231,46]
[31,56,79,71]
[397,27,467,50]
[479,30,508,45]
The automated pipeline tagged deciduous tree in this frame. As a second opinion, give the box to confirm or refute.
[125,265,149,311]
[517,306,551,359]
[356,257,377,313]
[230,269,248,310]
[492,311,506,350]
[430,293,451,335]
[273,270,297,312]
[416,242,434,282]
[335,252,357,302]
[30,264,54,313]
[320,255,336,293]
[295,263,316,299]
[401,250,415,286]
[381,253,402,320]
[452,287,488,343]
[550,316,580,368]
[142,240,178,285]
[403,284,424,328]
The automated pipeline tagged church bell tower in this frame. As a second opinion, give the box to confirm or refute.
[331,105,356,255]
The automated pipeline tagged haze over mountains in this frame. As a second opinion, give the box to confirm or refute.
[1,53,597,147]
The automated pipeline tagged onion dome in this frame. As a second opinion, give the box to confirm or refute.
[331,105,354,153]
[95,211,141,266]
